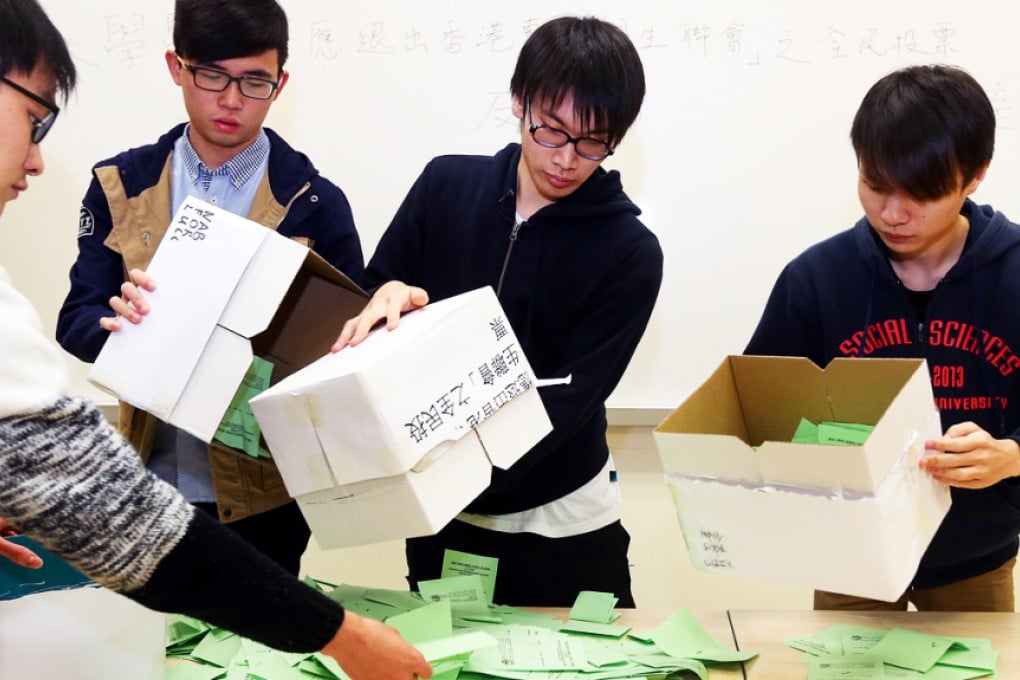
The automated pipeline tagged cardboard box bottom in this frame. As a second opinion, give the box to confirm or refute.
[665,450,950,602]
[296,431,493,549]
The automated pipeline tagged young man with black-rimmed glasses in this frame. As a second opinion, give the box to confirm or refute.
[334,16,663,608]
[56,0,365,576]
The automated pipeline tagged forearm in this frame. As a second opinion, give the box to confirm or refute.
[127,511,345,652]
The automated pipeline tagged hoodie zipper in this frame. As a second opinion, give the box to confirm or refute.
[496,219,523,296]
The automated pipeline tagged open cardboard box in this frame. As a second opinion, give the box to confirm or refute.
[654,355,951,602]
[249,287,553,548]
[89,196,368,443]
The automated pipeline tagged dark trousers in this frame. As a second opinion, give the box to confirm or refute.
[406,519,635,608]
[195,500,310,576]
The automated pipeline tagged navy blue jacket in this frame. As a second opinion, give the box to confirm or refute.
[367,143,663,514]
[746,199,1020,588]
[57,123,364,363]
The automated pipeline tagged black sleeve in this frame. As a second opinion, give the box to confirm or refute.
[125,511,345,653]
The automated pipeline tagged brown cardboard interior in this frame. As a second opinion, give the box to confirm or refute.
[252,254,368,385]
[730,355,924,446]
[657,359,749,441]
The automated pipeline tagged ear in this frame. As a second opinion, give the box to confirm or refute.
[511,95,525,121]
[271,70,290,100]
[965,165,989,195]
[166,50,183,86]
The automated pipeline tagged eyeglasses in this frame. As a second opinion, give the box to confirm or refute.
[176,56,279,100]
[527,103,613,161]
[0,76,59,144]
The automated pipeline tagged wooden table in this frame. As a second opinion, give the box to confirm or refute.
[729,610,1020,679]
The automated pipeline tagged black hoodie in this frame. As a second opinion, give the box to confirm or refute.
[366,143,663,514]
[746,198,1020,589]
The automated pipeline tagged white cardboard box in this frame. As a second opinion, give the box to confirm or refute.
[653,355,951,602]
[88,196,367,443]
[249,286,553,548]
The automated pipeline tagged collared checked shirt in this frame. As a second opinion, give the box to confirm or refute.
[151,125,271,503]
[170,124,270,215]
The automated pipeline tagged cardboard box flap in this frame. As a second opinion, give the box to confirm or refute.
[218,232,307,337]
[170,326,255,441]
[251,253,368,383]
[652,358,761,482]
[474,385,552,469]
[823,358,929,423]
[88,197,269,420]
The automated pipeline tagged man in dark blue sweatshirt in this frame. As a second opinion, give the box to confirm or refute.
[334,17,663,608]
[746,64,1020,612]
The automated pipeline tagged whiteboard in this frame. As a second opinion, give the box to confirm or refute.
[7,0,1020,413]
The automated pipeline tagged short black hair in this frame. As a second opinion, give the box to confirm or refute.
[0,0,76,101]
[851,64,994,201]
[174,0,289,72]
[510,16,645,149]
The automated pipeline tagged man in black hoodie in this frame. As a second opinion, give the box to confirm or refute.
[334,16,663,608]
[746,64,1020,612]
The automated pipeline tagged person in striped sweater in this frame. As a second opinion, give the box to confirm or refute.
[0,2,429,678]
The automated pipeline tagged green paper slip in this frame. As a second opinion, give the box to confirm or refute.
[931,635,997,672]
[419,574,490,617]
[868,628,959,673]
[785,626,845,656]
[213,355,273,458]
[568,590,619,624]
[840,625,888,654]
[818,421,874,446]
[792,417,820,443]
[164,666,227,680]
[807,654,885,679]
[559,619,632,638]
[442,548,499,604]
[416,629,497,664]
[364,587,426,612]
[189,631,242,668]
[386,599,453,644]
[464,625,589,672]
[650,608,756,663]
[430,660,466,680]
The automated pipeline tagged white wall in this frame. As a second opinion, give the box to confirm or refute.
[10,0,1020,412]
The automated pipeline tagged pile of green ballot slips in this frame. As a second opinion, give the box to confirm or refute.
[165,576,757,680]
[791,418,875,446]
[786,623,998,679]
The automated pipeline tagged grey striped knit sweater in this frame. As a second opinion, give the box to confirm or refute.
[0,267,343,651]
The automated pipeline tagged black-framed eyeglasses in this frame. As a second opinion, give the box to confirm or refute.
[0,76,59,144]
[527,101,613,161]
[176,56,279,100]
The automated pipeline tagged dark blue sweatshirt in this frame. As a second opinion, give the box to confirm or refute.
[366,143,663,514]
[746,199,1020,589]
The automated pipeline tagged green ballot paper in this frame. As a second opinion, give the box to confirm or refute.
[213,355,273,458]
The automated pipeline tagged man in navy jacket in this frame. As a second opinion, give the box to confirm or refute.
[747,65,1020,611]
[335,17,663,608]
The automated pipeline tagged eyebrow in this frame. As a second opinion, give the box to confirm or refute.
[539,107,609,137]
[196,61,275,79]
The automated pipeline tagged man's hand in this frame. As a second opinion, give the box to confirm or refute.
[331,281,429,351]
[99,268,156,332]
[320,610,432,680]
[0,519,41,568]
[920,421,1020,489]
